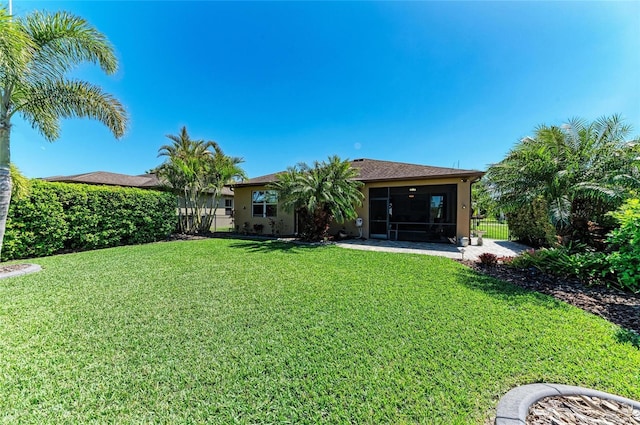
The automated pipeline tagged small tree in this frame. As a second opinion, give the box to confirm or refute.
[486,115,639,248]
[269,156,364,241]
[156,127,245,234]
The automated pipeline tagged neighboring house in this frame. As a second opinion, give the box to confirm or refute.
[234,159,484,242]
[43,171,162,188]
[42,171,235,231]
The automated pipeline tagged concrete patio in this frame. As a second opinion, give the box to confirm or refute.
[335,238,529,261]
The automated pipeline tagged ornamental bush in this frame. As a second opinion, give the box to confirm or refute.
[606,198,640,292]
[509,247,611,284]
[2,180,177,261]
[506,197,556,248]
[477,252,498,267]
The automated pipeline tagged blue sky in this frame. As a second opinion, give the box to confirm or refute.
[9,0,640,179]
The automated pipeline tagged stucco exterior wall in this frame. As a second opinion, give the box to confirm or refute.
[233,185,296,235]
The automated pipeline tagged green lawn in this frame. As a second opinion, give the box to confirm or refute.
[1,239,638,423]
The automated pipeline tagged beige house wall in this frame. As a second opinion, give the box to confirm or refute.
[233,185,296,235]
[177,194,235,231]
[235,177,473,241]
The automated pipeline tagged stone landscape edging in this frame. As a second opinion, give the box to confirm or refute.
[495,383,640,424]
[0,264,42,279]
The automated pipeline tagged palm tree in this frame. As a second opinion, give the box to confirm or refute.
[485,115,639,246]
[203,149,245,231]
[157,127,211,233]
[269,155,364,241]
[156,127,245,233]
[0,7,127,257]
[9,163,29,201]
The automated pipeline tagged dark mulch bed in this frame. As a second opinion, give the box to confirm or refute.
[465,261,640,336]
[165,233,212,241]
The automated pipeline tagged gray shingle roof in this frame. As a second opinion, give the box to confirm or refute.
[43,171,161,188]
[42,171,235,196]
[236,158,484,186]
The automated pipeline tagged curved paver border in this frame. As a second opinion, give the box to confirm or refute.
[0,263,42,279]
[495,383,640,424]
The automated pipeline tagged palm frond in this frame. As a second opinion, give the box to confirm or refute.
[573,181,622,203]
[548,196,572,228]
[0,8,35,83]
[9,163,30,200]
[17,79,127,140]
[19,10,118,81]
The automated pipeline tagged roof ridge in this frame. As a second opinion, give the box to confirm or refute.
[351,158,481,172]
[237,158,484,186]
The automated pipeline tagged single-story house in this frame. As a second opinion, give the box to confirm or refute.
[233,158,484,242]
[42,171,236,230]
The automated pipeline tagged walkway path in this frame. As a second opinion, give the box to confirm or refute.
[335,238,529,261]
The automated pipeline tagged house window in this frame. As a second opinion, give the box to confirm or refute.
[225,198,233,216]
[252,190,278,217]
[430,194,445,221]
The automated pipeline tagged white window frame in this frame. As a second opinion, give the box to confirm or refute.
[252,190,278,217]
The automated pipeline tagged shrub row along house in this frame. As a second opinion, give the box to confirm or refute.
[234,158,484,243]
[42,171,235,231]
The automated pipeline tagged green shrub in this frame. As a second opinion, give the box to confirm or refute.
[3,181,68,260]
[509,247,611,284]
[54,183,177,250]
[506,197,556,248]
[606,198,640,292]
[2,180,177,261]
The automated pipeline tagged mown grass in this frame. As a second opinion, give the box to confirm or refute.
[1,239,638,423]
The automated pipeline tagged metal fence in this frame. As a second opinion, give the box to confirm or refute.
[471,218,510,240]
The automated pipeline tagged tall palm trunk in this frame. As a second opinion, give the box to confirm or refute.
[0,167,11,258]
[202,191,220,233]
[0,117,13,260]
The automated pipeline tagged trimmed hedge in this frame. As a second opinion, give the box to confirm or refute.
[2,180,177,261]
[3,181,68,260]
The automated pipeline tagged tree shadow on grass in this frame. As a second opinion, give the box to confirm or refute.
[227,238,328,254]
[455,265,640,347]
[615,328,640,349]
[453,265,571,311]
